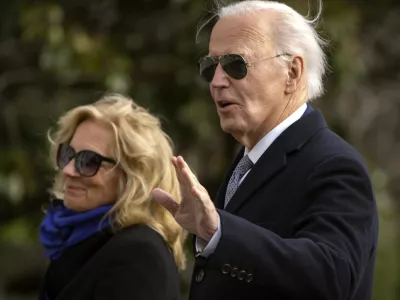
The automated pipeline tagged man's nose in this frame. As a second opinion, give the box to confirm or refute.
[210,64,230,88]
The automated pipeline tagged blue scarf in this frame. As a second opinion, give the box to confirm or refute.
[39,199,113,260]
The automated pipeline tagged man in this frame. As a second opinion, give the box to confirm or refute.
[152,1,378,299]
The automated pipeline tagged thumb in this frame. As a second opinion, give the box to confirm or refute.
[151,188,179,215]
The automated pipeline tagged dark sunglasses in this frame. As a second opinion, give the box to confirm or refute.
[197,53,291,82]
[56,143,117,177]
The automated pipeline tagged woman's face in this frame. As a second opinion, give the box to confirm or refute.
[61,120,121,212]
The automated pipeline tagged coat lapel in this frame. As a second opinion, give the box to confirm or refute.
[223,108,328,214]
[224,139,287,213]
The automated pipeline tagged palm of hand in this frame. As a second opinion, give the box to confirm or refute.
[171,156,218,241]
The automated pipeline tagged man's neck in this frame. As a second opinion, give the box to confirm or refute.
[241,99,307,150]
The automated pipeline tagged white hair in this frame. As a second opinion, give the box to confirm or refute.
[197,0,328,101]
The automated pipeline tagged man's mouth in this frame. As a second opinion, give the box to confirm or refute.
[218,101,235,108]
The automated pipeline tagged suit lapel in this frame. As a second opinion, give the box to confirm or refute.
[224,138,287,213]
[223,108,328,214]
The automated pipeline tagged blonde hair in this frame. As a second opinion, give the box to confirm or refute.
[48,93,187,270]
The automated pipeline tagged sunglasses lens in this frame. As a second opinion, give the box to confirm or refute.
[57,143,75,169]
[221,54,247,80]
[198,54,248,82]
[76,151,102,177]
[198,57,217,82]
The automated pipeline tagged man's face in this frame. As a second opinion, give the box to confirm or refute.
[207,12,291,148]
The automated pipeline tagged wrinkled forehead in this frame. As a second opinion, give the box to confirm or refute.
[208,13,274,58]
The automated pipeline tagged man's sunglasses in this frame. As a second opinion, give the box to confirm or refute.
[56,143,117,177]
[197,53,291,82]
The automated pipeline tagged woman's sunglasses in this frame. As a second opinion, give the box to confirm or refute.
[56,143,117,177]
[197,53,291,82]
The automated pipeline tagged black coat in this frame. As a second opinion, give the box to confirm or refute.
[39,224,181,300]
[189,108,378,300]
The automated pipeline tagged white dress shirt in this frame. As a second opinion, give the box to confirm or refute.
[195,103,308,257]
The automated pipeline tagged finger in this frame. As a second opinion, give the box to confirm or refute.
[176,169,193,199]
[175,156,194,178]
[181,168,209,209]
[172,157,187,186]
[181,166,198,188]
[194,182,207,194]
[151,188,179,215]
[175,157,197,184]
[171,156,178,168]
[173,160,183,181]
[181,157,200,185]
[192,185,204,201]
[176,156,188,171]
[192,184,210,202]
[174,156,198,194]
[179,170,195,198]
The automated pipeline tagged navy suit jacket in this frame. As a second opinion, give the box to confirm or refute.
[189,107,378,300]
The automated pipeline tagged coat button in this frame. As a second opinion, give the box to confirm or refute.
[237,270,247,280]
[230,267,238,278]
[246,273,253,282]
[221,264,232,275]
[195,269,205,282]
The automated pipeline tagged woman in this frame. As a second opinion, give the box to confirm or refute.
[38,94,187,300]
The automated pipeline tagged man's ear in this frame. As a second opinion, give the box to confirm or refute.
[284,56,304,95]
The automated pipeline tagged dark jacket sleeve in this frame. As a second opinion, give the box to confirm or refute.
[208,154,378,300]
[94,236,177,300]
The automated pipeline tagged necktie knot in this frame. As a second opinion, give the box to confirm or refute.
[224,155,253,208]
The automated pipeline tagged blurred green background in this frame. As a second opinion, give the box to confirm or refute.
[0,0,399,299]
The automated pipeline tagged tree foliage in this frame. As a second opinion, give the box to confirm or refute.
[0,0,399,299]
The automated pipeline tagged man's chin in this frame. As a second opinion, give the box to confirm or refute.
[220,120,241,135]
